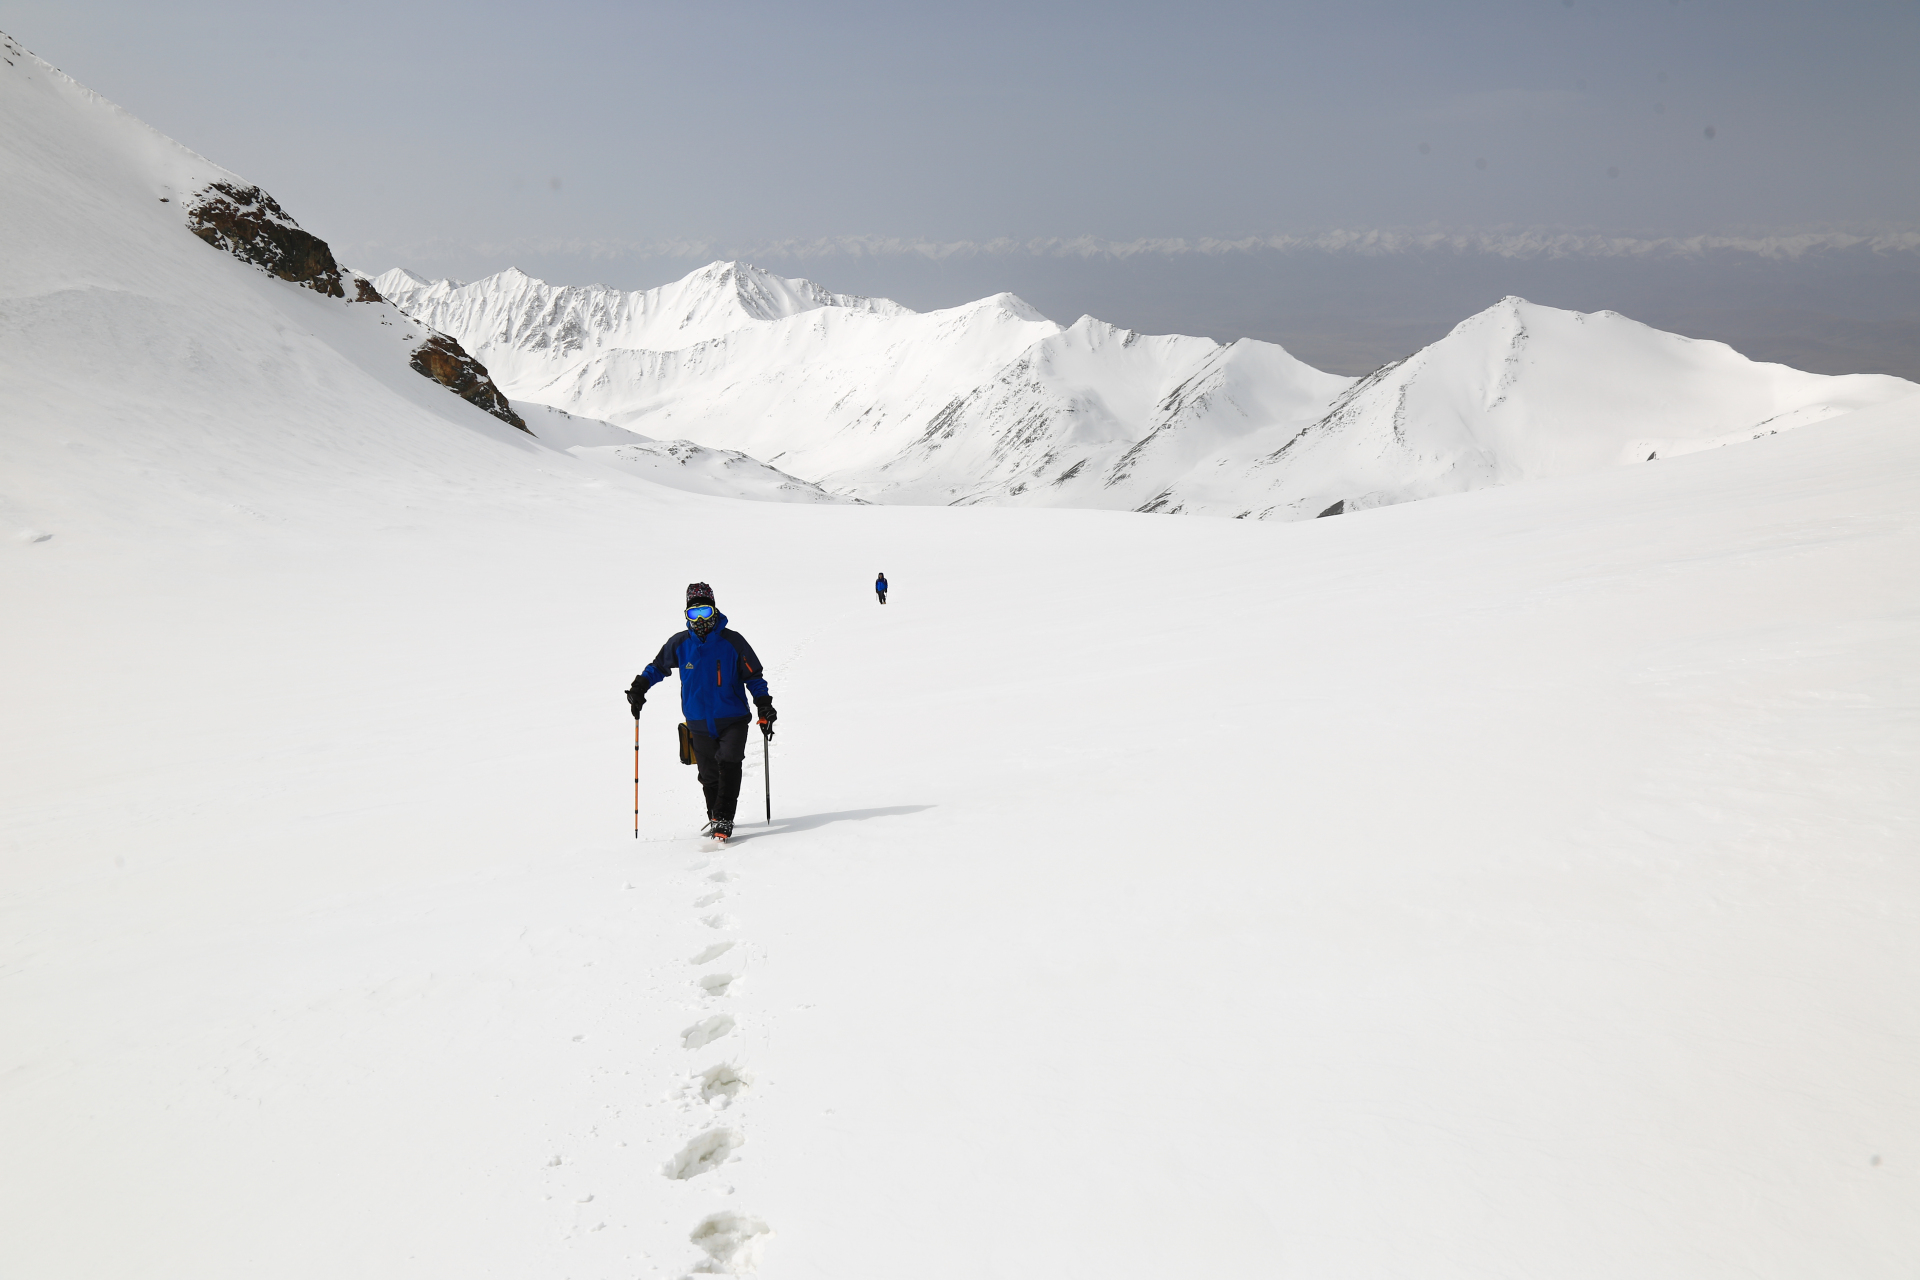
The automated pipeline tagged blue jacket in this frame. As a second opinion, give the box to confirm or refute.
[875,576,888,592]
[638,612,771,734]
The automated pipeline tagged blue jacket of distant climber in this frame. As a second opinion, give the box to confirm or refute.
[637,611,770,734]
[875,575,888,593]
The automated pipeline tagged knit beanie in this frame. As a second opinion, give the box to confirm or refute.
[686,582,716,609]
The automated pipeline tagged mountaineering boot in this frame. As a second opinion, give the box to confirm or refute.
[711,818,734,842]
[701,819,722,839]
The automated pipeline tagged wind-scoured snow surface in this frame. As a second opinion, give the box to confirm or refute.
[379,263,1916,517]
[6,30,1920,1280]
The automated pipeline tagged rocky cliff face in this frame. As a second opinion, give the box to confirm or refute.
[409,335,529,433]
[184,182,526,433]
[186,183,347,298]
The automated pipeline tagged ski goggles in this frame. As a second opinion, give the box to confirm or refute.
[685,605,716,621]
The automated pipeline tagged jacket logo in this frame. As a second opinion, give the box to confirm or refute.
[683,662,693,670]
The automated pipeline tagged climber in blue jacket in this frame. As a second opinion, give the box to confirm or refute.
[625,582,775,840]
[875,571,888,605]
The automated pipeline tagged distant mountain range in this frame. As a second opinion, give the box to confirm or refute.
[377,264,1917,520]
[5,11,1910,534]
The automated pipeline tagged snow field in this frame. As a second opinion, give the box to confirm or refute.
[7,400,1919,1276]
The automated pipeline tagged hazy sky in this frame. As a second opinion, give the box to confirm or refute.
[8,0,1916,254]
[6,1,1917,376]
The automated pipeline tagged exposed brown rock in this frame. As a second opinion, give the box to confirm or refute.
[184,182,523,432]
[186,182,345,297]
[409,334,530,433]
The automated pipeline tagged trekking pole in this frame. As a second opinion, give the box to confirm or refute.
[763,725,772,825]
[633,711,641,839]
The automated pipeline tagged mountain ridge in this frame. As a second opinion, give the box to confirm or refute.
[370,260,913,393]
[379,265,1919,520]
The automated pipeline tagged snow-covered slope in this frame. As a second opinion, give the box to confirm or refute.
[0,34,573,545]
[517,290,1063,482]
[866,317,1356,509]
[6,29,1920,1280]
[514,403,856,505]
[386,263,1916,519]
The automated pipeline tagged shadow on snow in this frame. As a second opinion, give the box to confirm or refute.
[738,804,934,838]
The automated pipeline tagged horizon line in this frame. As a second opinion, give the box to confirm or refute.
[345,227,1920,277]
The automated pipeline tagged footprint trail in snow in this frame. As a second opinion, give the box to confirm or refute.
[661,834,768,1272]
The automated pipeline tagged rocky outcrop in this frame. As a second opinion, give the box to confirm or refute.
[184,184,521,430]
[409,335,529,433]
[186,183,345,297]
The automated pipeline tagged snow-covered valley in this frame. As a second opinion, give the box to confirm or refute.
[4,29,1919,1280]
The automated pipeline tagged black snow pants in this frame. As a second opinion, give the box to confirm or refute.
[876,589,887,604]
[688,716,750,821]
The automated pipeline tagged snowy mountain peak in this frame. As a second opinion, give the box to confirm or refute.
[373,260,917,390]
[1175,295,1918,521]
[1444,293,1533,339]
[376,266,434,288]
[693,259,910,323]
[1064,314,1134,341]
[969,291,1049,323]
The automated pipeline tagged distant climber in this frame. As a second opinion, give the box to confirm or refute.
[875,571,888,605]
[625,583,777,842]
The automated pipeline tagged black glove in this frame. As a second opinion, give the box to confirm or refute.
[755,698,777,736]
[626,678,648,719]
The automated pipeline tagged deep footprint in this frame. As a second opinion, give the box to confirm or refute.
[690,941,735,965]
[663,1128,744,1180]
[698,1062,753,1104]
[690,1210,771,1272]
[699,972,736,997]
[681,1014,735,1049]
